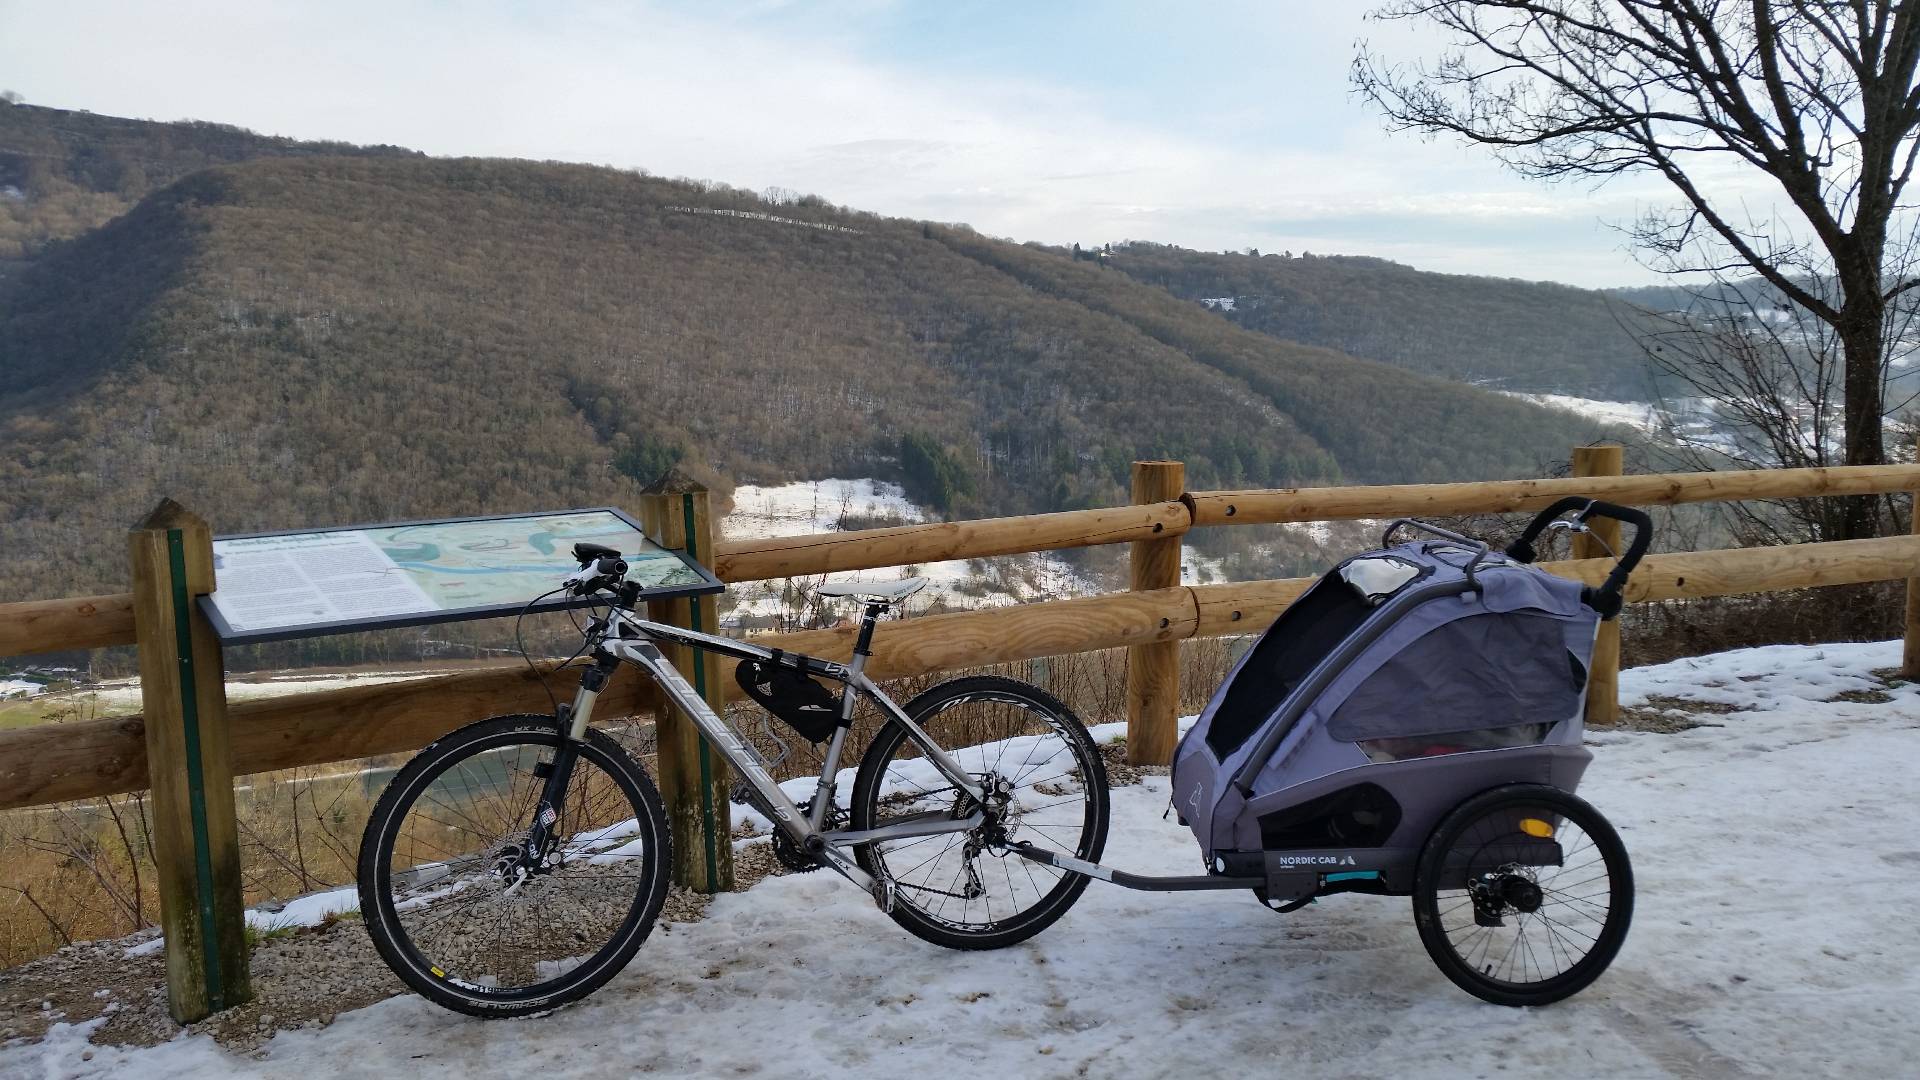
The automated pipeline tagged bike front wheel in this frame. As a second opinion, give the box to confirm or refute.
[357,714,671,1017]
[850,676,1109,950]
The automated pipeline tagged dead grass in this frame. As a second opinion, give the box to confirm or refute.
[1827,688,1896,704]
[1622,583,1903,668]
[1606,694,1747,733]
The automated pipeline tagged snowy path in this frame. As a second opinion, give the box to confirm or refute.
[12,642,1920,1078]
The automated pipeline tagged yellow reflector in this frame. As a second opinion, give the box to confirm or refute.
[430,966,446,978]
[1519,818,1554,838]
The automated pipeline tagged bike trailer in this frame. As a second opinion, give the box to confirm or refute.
[1170,517,1608,889]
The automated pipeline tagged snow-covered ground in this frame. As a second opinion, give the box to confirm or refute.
[722,479,1100,621]
[0,679,44,700]
[1179,520,1385,586]
[11,639,1920,1077]
[1504,391,1741,453]
[1507,392,1669,431]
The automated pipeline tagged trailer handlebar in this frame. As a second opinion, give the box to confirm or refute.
[1505,497,1652,620]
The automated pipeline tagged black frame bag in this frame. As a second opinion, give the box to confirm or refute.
[734,655,842,742]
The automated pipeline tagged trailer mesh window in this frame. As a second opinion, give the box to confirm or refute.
[1204,576,1372,757]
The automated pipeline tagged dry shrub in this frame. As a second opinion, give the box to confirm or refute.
[0,755,404,969]
[1622,582,1902,667]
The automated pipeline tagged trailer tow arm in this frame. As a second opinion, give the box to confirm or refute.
[1007,842,1263,893]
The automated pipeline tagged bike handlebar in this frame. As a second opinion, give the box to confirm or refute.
[565,544,630,597]
[1504,497,1652,621]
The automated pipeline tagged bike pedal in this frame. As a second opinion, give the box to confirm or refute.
[870,877,897,915]
[729,782,753,806]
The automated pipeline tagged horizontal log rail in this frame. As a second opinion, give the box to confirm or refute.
[0,593,137,655]
[710,500,1190,582]
[10,533,1918,812]
[9,462,1920,659]
[1187,463,1920,527]
[0,660,663,812]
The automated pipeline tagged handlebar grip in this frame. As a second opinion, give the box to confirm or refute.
[1505,496,1596,563]
[568,556,630,597]
[1581,500,1652,620]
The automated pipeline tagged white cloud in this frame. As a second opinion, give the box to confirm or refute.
[0,0,1743,285]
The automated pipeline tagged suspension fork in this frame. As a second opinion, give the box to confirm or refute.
[521,650,618,866]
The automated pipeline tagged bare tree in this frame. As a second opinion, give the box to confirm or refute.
[1354,1,1920,537]
[1636,255,1920,539]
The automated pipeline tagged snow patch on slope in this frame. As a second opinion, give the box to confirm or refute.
[721,479,1098,623]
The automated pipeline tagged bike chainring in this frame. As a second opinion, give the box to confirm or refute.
[772,799,848,872]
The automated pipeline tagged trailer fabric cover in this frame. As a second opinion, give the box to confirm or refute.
[1325,612,1585,742]
[1172,537,1601,861]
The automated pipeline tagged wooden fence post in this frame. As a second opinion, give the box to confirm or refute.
[1572,444,1625,724]
[1905,436,1920,678]
[128,499,251,1022]
[637,471,735,893]
[1126,460,1185,765]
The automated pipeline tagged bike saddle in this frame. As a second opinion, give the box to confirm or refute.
[814,577,928,603]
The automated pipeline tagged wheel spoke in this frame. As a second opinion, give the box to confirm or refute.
[368,727,663,1008]
[1417,792,1627,1003]
[856,682,1105,941]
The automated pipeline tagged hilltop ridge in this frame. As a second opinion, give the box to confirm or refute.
[0,106,1628,601]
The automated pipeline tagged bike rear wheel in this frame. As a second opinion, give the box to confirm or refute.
[850,676,1109,950]
[357,714,670,1017]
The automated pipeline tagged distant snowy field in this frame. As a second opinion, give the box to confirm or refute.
[36,670,450,718]
[0,679,44,699]
[721,477,1329,615]
[1507,392,1669,431]
[1504,391,1736,451]
[720,479,1100,621]
[17,639,1919,1078]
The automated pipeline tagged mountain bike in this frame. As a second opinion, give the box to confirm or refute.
[356,543,1110,1016]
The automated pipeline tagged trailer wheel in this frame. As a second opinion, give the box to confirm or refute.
[1412,784,1633,1006]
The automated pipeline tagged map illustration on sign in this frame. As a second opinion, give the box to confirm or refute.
[202,508,719,643]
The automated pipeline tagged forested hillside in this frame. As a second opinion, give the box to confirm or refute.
[0,101,418,267]
[0,108,1623,603]
[1092,242,1658,398]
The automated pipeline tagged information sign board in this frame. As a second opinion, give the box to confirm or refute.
[199,508,720,644]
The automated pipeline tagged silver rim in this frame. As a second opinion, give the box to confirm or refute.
[376,735,657,996]
[865,692,1099,932]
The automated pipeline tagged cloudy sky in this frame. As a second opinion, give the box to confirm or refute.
[3,0,1700,286]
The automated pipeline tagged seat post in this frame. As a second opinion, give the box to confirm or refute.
[853,601,885,658]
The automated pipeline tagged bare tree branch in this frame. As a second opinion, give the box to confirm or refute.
[1355,0,1920,537]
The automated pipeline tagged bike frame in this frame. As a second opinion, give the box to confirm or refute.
[551,601,988,902]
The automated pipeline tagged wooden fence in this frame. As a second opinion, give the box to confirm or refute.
[6,450,1920,1020]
